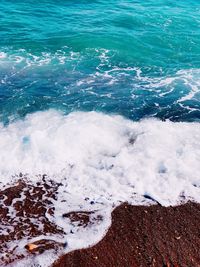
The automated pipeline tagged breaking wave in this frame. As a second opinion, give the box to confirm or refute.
[0,110,200,206]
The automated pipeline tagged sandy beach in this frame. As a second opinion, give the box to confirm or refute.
[1,181,200,267]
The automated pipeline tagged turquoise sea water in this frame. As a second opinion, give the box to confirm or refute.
[0,0,200,122]
[1,3,200,265]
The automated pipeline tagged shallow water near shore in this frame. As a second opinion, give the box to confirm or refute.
[0,0,200,266]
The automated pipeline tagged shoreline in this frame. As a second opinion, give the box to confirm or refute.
[0,181,200,266]
[53,202,200,267]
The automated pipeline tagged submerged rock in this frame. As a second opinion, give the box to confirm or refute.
[25,239,66,254]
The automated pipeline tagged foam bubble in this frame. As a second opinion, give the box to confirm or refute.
[0,52,7,59]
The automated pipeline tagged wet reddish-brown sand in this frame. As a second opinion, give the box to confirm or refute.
[0,179,102,265]
[0,180,200,267]
[0,178,65,265]
[53,202,200,267]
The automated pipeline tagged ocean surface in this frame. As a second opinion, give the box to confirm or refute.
[0,1,200,266]
[1,0,200,122]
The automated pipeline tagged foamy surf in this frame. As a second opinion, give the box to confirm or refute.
[0,110,200,266]
[1,47,200,123]
[0,109,200,204]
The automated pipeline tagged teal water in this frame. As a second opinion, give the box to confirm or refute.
[1,3,200,264]
[0,0,200,122]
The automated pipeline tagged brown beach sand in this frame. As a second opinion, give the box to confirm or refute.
[0,180,200,267]
[53,202,200,267]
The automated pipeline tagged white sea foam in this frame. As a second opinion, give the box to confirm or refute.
[0,110,200,204]
[1,47,200,106]
[0,52,7,59]
[1,110,200,266]
[133,68,200,102]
